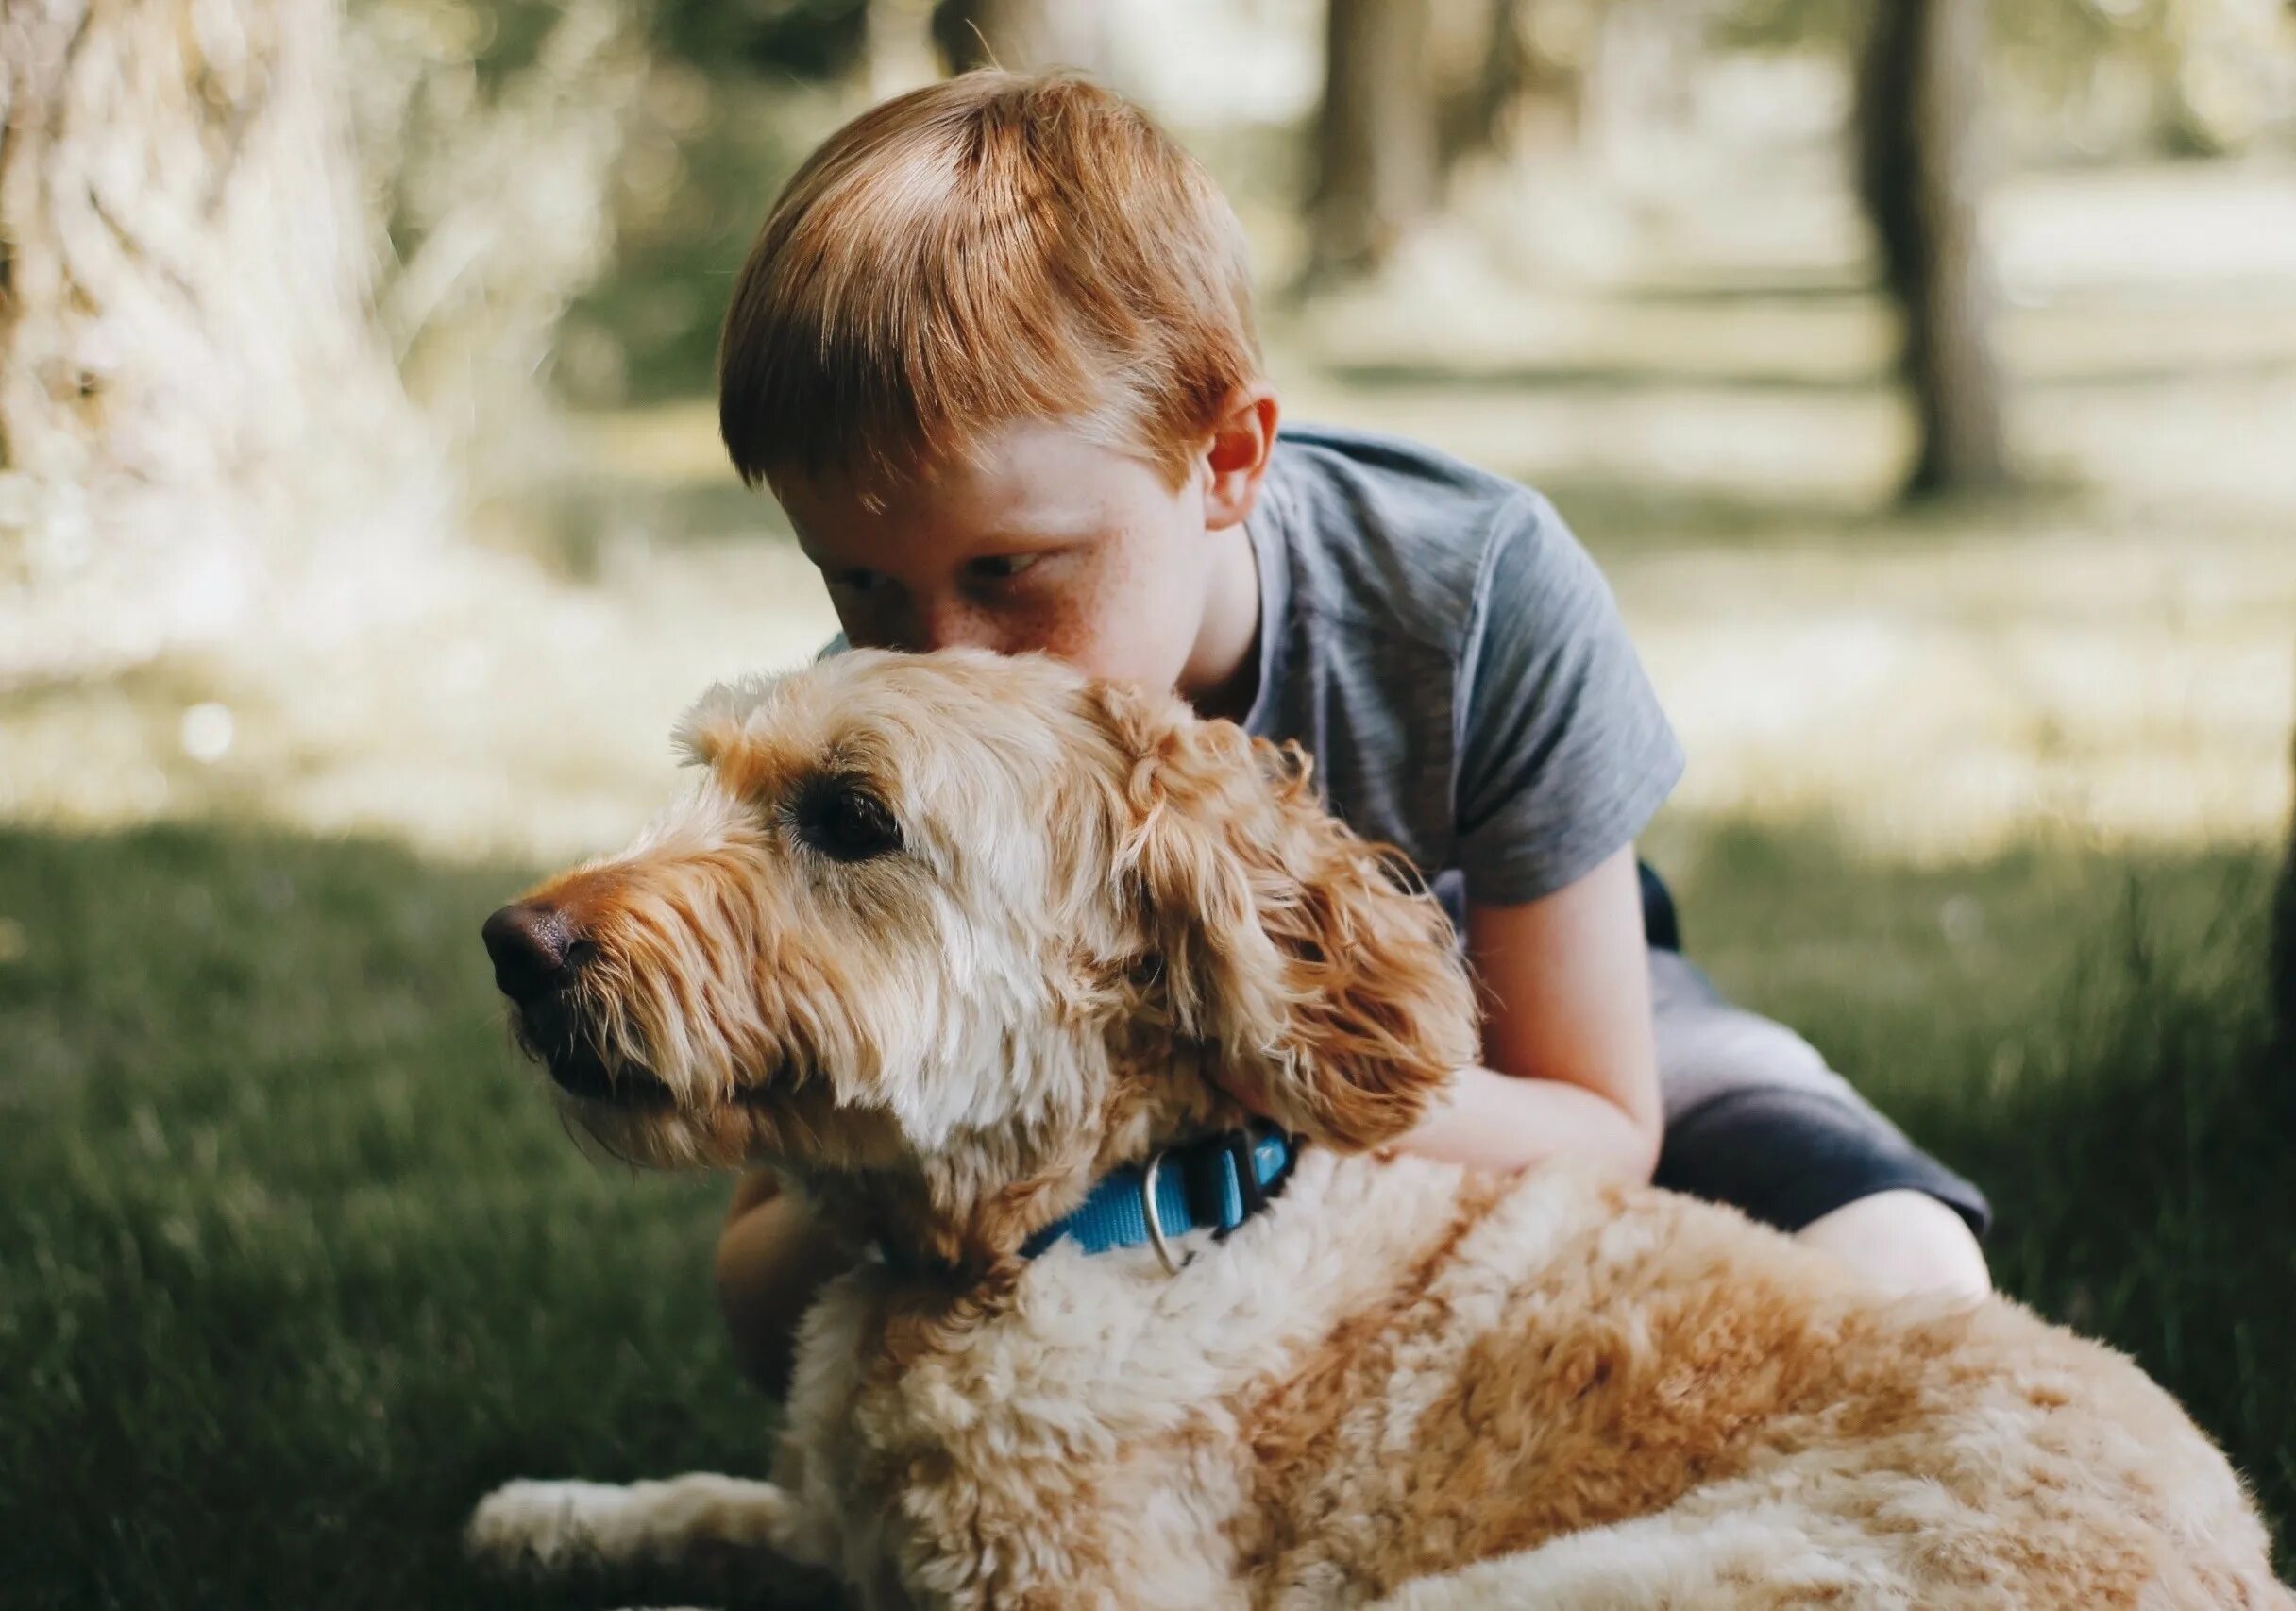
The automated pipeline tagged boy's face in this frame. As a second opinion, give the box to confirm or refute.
[776,418,1248,700]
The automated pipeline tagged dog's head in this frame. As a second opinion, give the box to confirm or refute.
[483,650,1477,1271]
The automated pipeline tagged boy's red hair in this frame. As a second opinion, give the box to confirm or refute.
[718,72,1260,500]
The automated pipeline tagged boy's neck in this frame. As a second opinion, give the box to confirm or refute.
[1180,526,1262,726]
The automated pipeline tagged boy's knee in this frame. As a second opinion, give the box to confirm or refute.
[715,1172,852,1399]
[1795,1188,1991,1305]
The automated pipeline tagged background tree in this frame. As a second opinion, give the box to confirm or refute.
[1855,0,2012,499]
[1307,0,1441,285]
[2275,682,2296,1058]
[0,0,638,680]
[0,0,446,678]
[1430,0,1535,174]
[357,0,645,518]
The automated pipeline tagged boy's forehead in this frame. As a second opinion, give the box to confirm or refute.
[779,420,1163,553]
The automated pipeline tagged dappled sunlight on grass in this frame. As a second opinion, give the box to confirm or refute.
[1631,512,2293,856]
[2,536,836,862]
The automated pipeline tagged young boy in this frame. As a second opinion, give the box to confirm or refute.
[709,72,1991,1397]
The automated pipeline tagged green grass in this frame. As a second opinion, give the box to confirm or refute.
[0,827,820,1609]
[1,821,2288,1606]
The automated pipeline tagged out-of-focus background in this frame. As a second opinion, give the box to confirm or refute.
[3,1,2292,1604]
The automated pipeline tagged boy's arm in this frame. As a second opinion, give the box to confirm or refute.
[1393,845,1663,1180]
[1395,493,1680,1180]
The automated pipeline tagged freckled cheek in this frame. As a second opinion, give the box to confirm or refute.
[1021,601,1100,666]
[988,558,1119,667]
[1022,540,1181,678]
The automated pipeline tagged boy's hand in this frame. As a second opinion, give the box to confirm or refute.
[1386,1063,1660,1179]
[1398,845,1663,1180]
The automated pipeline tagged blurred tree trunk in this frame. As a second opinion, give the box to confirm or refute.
[1431,0,1604,171]
[1854,0,2011,499]
[1307,0,1439,285]
[0,0,446,678]
[1432,0,1529,174]
[2274,688,2296,1055]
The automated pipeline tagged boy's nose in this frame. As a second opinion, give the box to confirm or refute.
[909,596,999,655]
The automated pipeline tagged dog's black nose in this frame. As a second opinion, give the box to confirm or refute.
[482,903,575,1002]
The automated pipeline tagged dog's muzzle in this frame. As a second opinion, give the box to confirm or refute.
[481,902,670,1107]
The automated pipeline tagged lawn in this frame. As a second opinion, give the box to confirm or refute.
[2,817,2288,1607]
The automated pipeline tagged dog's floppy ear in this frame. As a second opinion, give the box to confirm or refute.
[1089,680,1478,1151]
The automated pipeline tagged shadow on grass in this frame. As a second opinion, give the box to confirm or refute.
[0,819,2287,1603]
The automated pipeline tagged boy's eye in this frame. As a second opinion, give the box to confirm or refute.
[964,553,1041,584]
[818,563,893,595]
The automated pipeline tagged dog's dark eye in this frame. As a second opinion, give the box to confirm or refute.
[795,776,903,863]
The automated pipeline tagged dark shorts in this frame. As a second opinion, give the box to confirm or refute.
[1646,936,1991,1239]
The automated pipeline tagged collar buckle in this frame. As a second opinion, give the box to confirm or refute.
[1138,1148,1191,1276]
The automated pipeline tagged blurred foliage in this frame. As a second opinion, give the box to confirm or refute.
[647,0,869,80]
[344,0,649,522]
[1717,0,2295,156]
[554,76,837,405]
[341,0,1017,432]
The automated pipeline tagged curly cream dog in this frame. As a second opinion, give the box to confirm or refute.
[470,648,2287,1609]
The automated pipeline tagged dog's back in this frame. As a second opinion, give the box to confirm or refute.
[776,1150,2287,1609]
[1227,1160,2284,1607]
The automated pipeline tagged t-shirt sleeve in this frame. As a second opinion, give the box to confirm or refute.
[1453,496,1683,906]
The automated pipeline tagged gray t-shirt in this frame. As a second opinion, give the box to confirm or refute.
[1239,424,1682,929]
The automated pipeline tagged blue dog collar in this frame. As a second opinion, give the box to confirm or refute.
[1020,1124,1298,1271]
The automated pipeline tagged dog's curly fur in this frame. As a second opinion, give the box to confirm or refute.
[470,648,2288,1609]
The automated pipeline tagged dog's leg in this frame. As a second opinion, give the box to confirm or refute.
[1361,1505,1909,1611]
[466,1472,804,1575]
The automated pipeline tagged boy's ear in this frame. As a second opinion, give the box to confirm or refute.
[1087,678,1477,1151]
[1201,384,1280,533]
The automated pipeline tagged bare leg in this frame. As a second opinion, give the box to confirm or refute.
[1796,1188,1989,1303]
